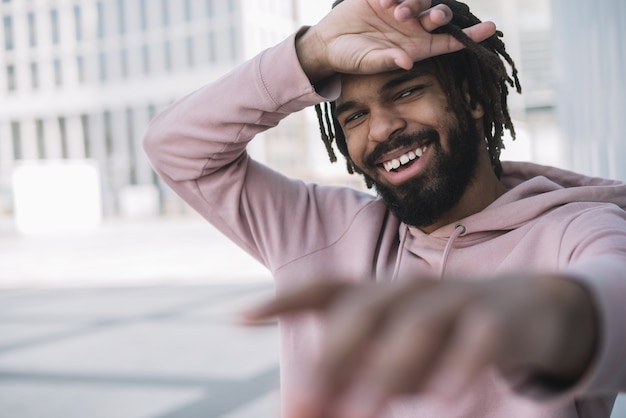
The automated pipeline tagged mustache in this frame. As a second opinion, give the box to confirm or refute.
[365,128,440,167]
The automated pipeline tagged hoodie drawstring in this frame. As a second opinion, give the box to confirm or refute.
[439,223,466,278]
[391,223,467,281]
[391,224,410,281]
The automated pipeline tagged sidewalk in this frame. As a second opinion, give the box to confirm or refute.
[0,216,280,418]
[0,215,272,288]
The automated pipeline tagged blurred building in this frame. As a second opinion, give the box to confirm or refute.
[551,0,626,181]
[465,0,626,181]
[0,0,307,220]
[2,0,623,224]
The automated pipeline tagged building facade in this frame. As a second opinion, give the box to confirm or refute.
[552,0,626,181]
[3,0,620,224]
[0,0,302,220]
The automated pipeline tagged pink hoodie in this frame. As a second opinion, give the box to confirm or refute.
[143,32,626,417]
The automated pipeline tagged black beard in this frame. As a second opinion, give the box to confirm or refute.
[363,119,481,229]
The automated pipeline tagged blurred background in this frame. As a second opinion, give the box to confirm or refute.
[0,0,624,417]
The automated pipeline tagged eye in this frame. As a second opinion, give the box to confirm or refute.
[344,110,367,124]
[396,85,424,100]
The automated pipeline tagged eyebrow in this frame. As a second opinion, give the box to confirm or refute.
[334,69,431,118]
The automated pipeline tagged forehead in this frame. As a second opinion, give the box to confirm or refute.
[337,62,438,104]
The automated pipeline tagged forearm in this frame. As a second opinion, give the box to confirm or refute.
[295,26,336,85]
[143,31,335,184]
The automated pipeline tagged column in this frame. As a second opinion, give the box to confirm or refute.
[43,117,63,160]
[552,0,626,180]
[65,114,86,159]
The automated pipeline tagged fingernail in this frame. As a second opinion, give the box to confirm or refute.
[396,6,412,21]
[430,8,448,24]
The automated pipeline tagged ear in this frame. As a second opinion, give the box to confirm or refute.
[462,81,485,120]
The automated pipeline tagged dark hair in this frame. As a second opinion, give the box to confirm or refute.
[316,0,521,181]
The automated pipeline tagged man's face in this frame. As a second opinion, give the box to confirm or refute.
[335,66,484,228]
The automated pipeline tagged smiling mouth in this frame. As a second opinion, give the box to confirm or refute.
[382,144,429,173]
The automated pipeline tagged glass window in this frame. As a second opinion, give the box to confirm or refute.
[184,0,192,22]
[27,12,36,47]
[76,55,85,83]
[11,121,21,160]
[126,108,137,184]
[185,37,194,67]
[59,117,68,159]
[208,32,216,63]
[74,5,83,41]
[30,62,38,89]
[120,48,128,78]
[3,16,14,50]
[98,52,107,81]
[50,9,60,44]
[141,44,150,74]
[103,111,113,156]
[80,115,90,158]
[117,0,125,35]
[53,58,62,85]
[97,2,105,39]
[36,119,45,159]
[161,0,169,26]
[139,0,148,30]
[229,27,237,61]
[163,41,172,71]
[6,64,15,90]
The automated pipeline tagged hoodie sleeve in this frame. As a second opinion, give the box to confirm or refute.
[143,29,332,190]
[511,203,626,406]
[142,31,375,272]
[562,205,626,397]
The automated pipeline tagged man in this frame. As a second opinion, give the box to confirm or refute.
[143,0,626,417]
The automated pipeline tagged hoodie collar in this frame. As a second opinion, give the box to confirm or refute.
[404,161,626,239]
[392,161,626,279]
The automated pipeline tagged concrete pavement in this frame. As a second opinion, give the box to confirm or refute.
[0,284,280,418]
[0,216,280,418]
[0,214,272,288]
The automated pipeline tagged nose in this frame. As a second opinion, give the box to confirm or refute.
[368,106,406,144]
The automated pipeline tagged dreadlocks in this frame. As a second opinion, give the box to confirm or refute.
[315,0,521,181]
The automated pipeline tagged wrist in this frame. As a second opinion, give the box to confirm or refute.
[538,276,597,383]
[295,26,335,85]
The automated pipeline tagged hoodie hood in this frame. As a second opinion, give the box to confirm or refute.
[397,161,626,280]
[425,161,626,238]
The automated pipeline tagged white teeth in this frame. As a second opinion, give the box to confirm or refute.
[383,144,428,172]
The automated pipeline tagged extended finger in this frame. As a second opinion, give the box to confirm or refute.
[309,280,436,416]
[335,288,467,415]
[428,306,501,399]
[316,283,411,383]
[239,280,349,324]
[418,5,452,32]
[424,21,496,59]
[382,0,434,22]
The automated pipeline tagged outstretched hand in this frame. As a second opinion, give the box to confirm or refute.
[297,0,497,83]
[241,275,596,418]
